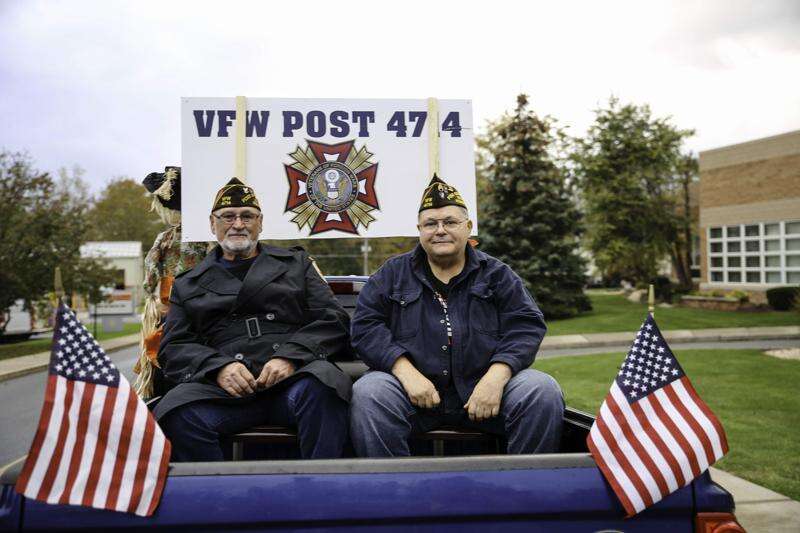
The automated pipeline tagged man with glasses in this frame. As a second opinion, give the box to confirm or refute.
[154,177,352,461]
[350,175,564,456]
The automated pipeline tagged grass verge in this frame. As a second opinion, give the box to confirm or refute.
[547,293,799,336]
[0,322,141,361]
[536,348,800,501]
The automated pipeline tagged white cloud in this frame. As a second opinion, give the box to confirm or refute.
[0,0,798,189]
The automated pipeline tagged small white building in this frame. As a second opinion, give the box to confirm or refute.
[80,241,143,311]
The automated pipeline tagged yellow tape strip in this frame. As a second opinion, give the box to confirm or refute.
[427,97,440,178]
[235,95,247,182]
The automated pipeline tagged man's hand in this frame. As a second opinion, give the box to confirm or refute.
[256,357,297,390]
[464,363,513,422]
[216,362,257,398]
[391,356,440,409]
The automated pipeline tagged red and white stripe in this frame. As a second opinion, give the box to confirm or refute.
[15,375,170,517]
[587,376,728,516]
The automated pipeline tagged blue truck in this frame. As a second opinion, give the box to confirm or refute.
[0,276,743,532]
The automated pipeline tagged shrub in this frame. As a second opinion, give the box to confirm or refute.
[728,290,750,303]
[766,286,800,311]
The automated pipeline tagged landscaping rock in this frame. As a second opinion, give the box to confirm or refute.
[627,289,645,303]
[764,348,800,361]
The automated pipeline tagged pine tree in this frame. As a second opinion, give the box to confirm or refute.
[478,95,590,319]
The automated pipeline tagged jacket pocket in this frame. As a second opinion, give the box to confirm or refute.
[468,284,500,335]
[388,289,423,339]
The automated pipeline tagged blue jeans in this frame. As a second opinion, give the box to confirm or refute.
[350,369,564,457]
[161,375,348,461]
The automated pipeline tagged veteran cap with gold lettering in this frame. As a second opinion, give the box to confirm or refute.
[418,174,467,213]
[211,177,261,212]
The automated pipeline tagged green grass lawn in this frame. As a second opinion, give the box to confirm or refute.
[547,293,799,336]
[0,322,141,361]
[536,348,800,501]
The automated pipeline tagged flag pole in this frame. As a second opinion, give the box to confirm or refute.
[53,267,64,310]
[427,97,440,178]
[235,95,247,182]
[648,283,655,317]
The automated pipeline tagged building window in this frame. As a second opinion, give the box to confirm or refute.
[707,220,800,285]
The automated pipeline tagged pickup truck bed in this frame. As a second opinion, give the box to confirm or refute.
[0,276,738,531]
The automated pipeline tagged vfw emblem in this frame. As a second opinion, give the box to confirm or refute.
[284,140,379,235]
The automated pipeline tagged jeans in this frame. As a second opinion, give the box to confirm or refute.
[161,375,348,461]
[350,369,564,457]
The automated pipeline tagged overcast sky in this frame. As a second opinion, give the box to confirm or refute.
[1,0,798,192]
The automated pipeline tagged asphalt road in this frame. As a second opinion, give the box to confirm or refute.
[1,338,796,468]
[0,344,140,469]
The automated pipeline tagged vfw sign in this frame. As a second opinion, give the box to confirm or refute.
[181,98,475,241]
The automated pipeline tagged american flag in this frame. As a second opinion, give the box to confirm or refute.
[15,303,170,516]
[587,314,728,516]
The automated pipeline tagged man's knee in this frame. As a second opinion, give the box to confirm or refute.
[351,371,410,421]
[505,369,565,415]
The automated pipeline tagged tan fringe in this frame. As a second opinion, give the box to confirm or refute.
[133,294,161,399]
[150,198,181,226]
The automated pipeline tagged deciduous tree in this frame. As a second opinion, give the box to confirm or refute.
[573,97,695,286]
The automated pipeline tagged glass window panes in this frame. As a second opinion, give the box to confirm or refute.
[746,256,760,267]
[765,240,780,252]
[727,241,741,253]
[765,256,781,267]
[745,225,759,237]
[710,227,722,239]
[786,222,800,235]
[710,242,723,253]
[746,272,761,283]
[727,257,741,267]
[726,226,740,238]
[711,257,723,268]
[788,272,800,284]
[765,223,780,236]
[787,255,800,268]
[727,271,742,282]
[711,271,723,282]
[745,241,760,252]
[787,239,800,251]
[766,271,782,283]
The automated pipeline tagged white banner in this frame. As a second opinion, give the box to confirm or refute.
[181,98,476,241]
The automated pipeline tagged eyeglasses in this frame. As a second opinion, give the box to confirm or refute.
[212,212,261,225]
[418,218,468,233]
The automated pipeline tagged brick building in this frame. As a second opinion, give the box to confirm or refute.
[698,130,800,302]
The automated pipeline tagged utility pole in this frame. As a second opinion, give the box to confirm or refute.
[361,238,371,275]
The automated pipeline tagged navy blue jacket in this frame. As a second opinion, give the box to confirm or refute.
[351,244,547,402]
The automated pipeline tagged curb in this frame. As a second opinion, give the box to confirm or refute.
[0,334,141,383]
[540,326,800,350]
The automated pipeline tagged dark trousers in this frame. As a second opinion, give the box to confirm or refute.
[161,375,348,461]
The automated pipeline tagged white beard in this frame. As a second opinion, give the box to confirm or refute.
[220,235,257,257]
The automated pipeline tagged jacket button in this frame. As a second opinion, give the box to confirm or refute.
[443,370,449,376]
[441,345,448,351]
[266,313,276,321]
[234,353,244,361]
[400,300,406,306]
[231,313,239,319]
[272,343,280,350]
[184,373,191,381]
[440,319,445,324]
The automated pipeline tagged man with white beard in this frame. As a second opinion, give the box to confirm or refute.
[154,178,352,461]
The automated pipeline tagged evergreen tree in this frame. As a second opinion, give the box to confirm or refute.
[478,95,590,319]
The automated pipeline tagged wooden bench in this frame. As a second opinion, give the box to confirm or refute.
[230,425,498,459]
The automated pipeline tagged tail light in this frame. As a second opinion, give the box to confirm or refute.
[695,512,746,532]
